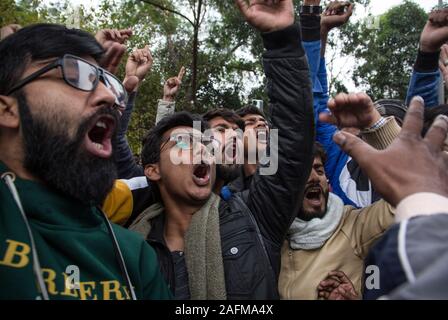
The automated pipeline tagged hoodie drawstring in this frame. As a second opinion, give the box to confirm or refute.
[1,172,50,300]
[1,172,137,300]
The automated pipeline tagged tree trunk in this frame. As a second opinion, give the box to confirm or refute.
[139,0,203,109]
[190,0,203,109]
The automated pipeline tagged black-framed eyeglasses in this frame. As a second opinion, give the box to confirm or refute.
[7,54,128,109]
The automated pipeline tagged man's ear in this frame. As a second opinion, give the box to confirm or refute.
[144,164,161,182]
[0,95,20,129]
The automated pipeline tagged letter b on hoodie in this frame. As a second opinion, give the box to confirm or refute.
[0,239,30,268]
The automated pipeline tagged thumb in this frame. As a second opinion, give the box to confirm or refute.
[346,3,354,16]
[333,131,376,168]
[235,0,249,16]
[123,76,139,93]
[319,112,337,126]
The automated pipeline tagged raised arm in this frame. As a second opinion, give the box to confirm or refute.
[301,0,323,93]
[332,96,448,208]
[155,66,185,124]
[320,1,353,57]
[236,0,315,245]
[320,91,401,207]
[115,46,153,179]
[314,1,356,206]
[406,9,448,108]
[95,28,132,75]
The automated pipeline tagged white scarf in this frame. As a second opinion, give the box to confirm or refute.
[288,192,344,250]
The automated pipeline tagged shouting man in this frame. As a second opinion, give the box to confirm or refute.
[0,24,171,300]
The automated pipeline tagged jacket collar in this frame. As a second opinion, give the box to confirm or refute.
[147,214,167,245]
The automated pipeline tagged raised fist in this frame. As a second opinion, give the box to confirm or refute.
[235,0,294,33]
[163,67,186,102]
[321,1,353,34]
[420,9,448,53]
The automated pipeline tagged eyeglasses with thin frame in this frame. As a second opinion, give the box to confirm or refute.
[160,132,221,155]
[6,54,128,109]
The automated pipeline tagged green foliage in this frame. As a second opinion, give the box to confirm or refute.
[337,0,427,100]
[1,0,45,25]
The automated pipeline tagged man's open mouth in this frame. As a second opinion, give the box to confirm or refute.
[192,162,211,186]
[305,186,323,206]
[84,115,116,158]
[256,129,268,144]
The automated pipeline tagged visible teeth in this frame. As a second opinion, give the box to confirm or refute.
[96,121,107,129]
[93,142,104,150]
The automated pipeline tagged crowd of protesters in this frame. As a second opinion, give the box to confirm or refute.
[1,0,448,300]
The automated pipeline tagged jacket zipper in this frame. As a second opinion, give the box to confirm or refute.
[233,196,278,294]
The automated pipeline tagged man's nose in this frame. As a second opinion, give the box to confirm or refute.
[193,141,207,155]
[227,129,238,139]
[308,169,320,183]
[257,121,268,129]
[91,79,116,108]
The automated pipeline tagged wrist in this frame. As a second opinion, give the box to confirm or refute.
[414,49,440,72]
[364,111,383,129]
[320,26,329,38]
[361,116,401,150]
[301,14,321,41]
[262,24,304,57]
[163,95,175,102]
[419,39,440,54]
[123,76,139,93]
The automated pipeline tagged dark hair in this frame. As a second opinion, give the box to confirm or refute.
[313,141,327,165]
[0,23,104,95]
[422,104,448,136]
[236,104,267,120]
[141,111,209,166]
[202,108,245,130]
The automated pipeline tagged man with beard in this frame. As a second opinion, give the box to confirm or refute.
[278,93,396,300]
[0,24,171,300]
[110,0,315,299]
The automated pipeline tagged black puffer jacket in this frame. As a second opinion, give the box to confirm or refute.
[149,23,314,299]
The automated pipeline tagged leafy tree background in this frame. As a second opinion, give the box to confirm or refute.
[337,0,428,100]
[0,0,440,153]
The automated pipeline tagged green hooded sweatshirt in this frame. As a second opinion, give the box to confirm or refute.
[0,162,172,300]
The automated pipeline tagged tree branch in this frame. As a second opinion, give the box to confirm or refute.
[199,0,207,26]
[189,0,197,21]
[138,0,195,27]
